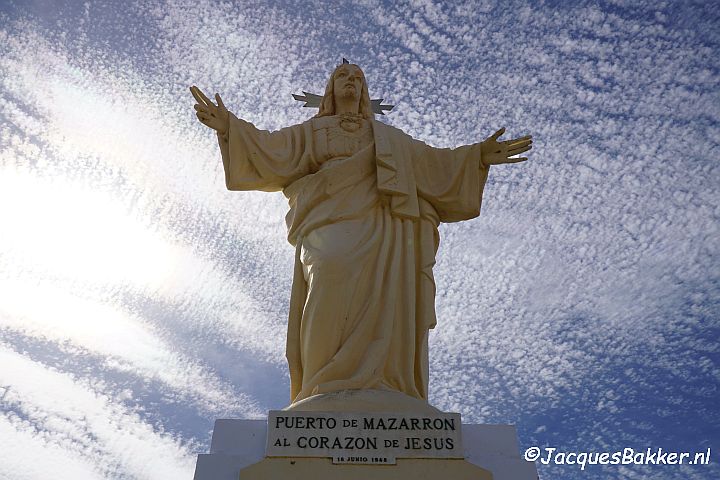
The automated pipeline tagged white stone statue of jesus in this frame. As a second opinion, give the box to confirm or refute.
[191,61,531,409]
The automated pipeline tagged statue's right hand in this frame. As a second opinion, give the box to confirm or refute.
[190,86,229,135]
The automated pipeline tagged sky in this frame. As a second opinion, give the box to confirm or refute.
[0,0,718,479]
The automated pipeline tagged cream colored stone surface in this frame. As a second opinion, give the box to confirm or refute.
[193,419,538,480]
[190,62,532,406]
[285,389,441,414]
[238,457,493,480]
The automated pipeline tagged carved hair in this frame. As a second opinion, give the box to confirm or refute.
[315,64,375,119]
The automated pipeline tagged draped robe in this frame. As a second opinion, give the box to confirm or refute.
[218,114,489,404]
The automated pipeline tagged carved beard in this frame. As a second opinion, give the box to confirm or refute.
[339,83,359,99]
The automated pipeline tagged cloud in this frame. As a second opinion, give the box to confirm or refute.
[0,345,195,479]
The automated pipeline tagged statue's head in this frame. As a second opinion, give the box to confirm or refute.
[316,62,374,119]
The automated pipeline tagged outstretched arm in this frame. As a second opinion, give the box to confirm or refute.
[480,127,532,166]
[407,125,531,222]
[190,85,312,191]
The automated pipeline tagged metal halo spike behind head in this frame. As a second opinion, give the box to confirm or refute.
[291,59,395,114]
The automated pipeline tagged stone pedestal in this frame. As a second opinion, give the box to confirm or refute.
[193,419,538,480]
[236,456,491,479]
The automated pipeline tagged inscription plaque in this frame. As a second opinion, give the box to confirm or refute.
[266,410,464,464]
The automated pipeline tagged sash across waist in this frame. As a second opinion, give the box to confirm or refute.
[283,143,377,245]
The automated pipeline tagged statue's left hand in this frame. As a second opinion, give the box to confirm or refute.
[480,127,532,165]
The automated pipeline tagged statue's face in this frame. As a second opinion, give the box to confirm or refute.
[333,64,364,103]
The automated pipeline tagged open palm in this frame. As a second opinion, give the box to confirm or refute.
[190,85,229,135]
[481,127,532,165]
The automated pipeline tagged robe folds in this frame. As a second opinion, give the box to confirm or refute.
[218,114,490,404]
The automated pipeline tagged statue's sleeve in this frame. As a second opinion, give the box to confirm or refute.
[217,113,313,192]
[410,137,490,223]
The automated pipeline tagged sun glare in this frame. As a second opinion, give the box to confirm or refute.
[0,168,180,289]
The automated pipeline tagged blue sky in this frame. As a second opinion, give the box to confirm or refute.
[0,0,718,478]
